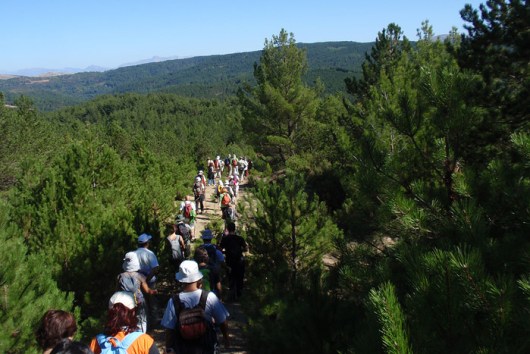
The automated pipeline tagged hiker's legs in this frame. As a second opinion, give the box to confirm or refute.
[145,281,158,331]
[137,301,148,333]
[233,262,245,298]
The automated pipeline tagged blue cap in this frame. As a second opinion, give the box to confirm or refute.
[138,233,152,244]
[201,229,213,240]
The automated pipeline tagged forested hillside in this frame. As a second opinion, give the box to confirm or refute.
[1,1,529,353]
[0,41,372,111]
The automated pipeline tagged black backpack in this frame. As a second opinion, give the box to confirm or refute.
[172,290,217,353]
[177,223,191,243]
[193,182,202,197]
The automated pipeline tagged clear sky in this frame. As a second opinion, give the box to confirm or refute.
[1,0,484,73]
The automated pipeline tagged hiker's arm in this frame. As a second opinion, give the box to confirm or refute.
[141,280,157,295]
[215,280,223,298]
[179,235,185,250]
[220,321,230,348]
[165,328,177,352]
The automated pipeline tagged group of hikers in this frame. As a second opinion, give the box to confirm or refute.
[36,156,250,354]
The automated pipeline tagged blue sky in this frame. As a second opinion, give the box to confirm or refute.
[1,0,484,73]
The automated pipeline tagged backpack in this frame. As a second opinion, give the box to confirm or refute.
[193,182,202,197]
[221,193,231,206]
[224,158,230,166]
[177,222,191,243]
[95,331,143,354]
[213,159,219,169]
[172,290,216,347]
[183,204,193,219]
[225,207,236,221]
[232,159,237,167]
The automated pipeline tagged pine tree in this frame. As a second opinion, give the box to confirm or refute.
[238,29,320,168]
[0,200,76,354]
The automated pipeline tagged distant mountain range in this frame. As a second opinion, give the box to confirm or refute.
[1,55,188,77]
[0,41,374,111]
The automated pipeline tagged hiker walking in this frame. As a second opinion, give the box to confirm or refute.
[224,179,235,198]
[175,214,193,258]
[118,251,157,333]
[214,155,222,178]
[238,157,248,182]
[166,223,186,272]
[225,154,232,177]
[207,160,215,186]
[219,222,248,301]
[196,170,206,189]
[219,187,232,219]
[162,260,230,354]
[231,154,239,176]
[135,233,159,332]
[198,229,225,297]
[193,247,223,300]
[180,200,196,225]
[193,176,205,214]
[215,180,224,202]
[89,291,159,354]
[230,173,240,197]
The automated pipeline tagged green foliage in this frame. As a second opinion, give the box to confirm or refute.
[458,0,529,134]
[0,97,62,191]
[330,8,530,353]
[369,282,412,354]
[47,93,245,169]
[242,175,343,352]
[0,200,76,354]
[239,29,321,168]
[0,42,373,111]
[8,138,180,317]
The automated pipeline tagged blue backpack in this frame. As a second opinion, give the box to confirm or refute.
[95,331,143,353]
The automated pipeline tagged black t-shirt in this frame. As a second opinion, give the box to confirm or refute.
[220,234,247,265]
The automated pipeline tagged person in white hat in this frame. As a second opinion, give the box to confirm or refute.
[161,260,230,353]
[118,251,157,333]
[89,291,159,353]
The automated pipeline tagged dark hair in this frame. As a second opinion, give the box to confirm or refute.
[36,310,77,350]
[104,303,138,336]
[50,339,93,354]
[194,247,209,264]
[227,222,236,232]
[164,223,177,236]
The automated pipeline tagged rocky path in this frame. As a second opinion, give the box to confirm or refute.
[151,175,250,354]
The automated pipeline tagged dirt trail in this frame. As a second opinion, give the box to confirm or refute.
[151,174,250,354]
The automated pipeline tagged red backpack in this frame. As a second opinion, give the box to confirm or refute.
[183,204,193,218]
